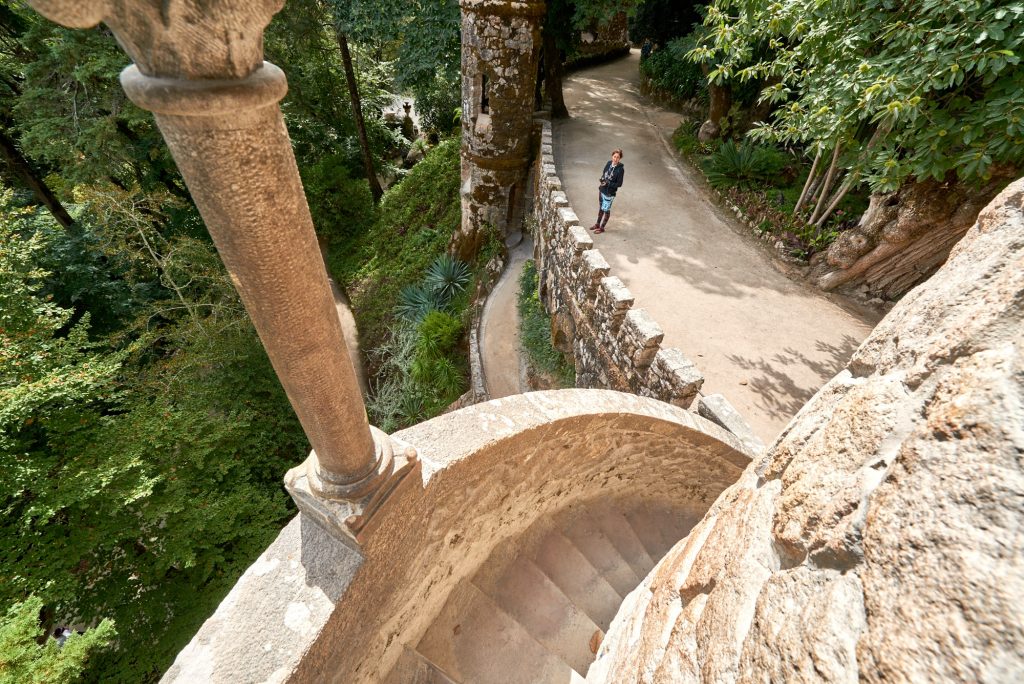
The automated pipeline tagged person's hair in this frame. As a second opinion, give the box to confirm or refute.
[612,149,624,158]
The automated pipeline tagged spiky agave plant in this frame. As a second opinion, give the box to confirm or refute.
[395,282,444,322]
[423,254,471,307]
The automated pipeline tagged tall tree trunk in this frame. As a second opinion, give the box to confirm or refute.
[698,64,732,142]
[334,31,383,203]
[0,126,75,229]
[543,29,568,118]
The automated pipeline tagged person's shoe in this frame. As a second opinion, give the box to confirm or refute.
[589,223,600,231]
[593,227,605,234]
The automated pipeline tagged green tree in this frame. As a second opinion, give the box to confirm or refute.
[693,0,1024,225]
[1,188,308,681]
[0,597,115,684]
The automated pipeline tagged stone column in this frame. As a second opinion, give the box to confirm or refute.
[27,1,393,503]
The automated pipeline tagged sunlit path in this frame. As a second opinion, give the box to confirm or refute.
[553,50,879,442]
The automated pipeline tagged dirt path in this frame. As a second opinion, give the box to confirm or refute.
[554,50,879,443]
[480,238,533,399]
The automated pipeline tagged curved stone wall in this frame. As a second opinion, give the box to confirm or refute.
[533,120,705,410]
[163,389,753,683]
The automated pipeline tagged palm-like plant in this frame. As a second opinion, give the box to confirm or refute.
[395,282,444,322]
[705,140,787,190]
[423,254,470,306]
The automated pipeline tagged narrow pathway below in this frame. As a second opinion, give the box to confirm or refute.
[480,237,534,399]
[554,50,879,442]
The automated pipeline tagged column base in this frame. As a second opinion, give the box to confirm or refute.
[284,429,419,551]
[308,425,396,501]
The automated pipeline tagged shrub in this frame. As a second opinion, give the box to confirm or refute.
[704,140,790,190]
[366,310,466,431]
[331,138,461,348]
[395,254,471,323]
[300,153,376,244]
[0,597,116,684]
[416,309,463,359]
[411,72,461,136]
[640,34,708,104]
[672,119,713,157]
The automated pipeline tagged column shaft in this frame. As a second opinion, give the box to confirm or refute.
[121,64,380,491]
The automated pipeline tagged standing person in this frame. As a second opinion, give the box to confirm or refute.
[591,149,625,234]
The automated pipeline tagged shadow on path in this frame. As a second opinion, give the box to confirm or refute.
[554,50,879,443]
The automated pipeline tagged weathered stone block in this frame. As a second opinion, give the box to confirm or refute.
[567,225,594,255]
[543,175,562,192]
[557,206,579,228]
[697,393,762,454]
[619,308,663,370]
[577,250,611,302]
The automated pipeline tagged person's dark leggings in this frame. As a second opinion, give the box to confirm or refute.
[592,193,612,232]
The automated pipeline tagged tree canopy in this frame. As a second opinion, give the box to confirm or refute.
[692,0,1024,191]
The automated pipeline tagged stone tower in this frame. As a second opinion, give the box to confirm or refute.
[456,0,545,258]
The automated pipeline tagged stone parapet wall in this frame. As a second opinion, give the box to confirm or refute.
[572,13,631,62]
[533,121,704,409]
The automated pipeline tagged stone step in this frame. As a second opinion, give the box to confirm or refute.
[590,507,656,579]
[654,503,702,555]
[558,513,641,599]
[382,645,459,684]
[415,581,586,684]
[622,505,670,562]
[473,557,603,675]
[531,529,622,631]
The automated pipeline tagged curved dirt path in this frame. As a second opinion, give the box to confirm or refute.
[480,238,533,399]
[554,50,879,443]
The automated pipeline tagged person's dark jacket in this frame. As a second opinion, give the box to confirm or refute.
[600,161,625,196]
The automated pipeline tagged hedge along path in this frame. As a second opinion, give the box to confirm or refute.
[553,49,879,443]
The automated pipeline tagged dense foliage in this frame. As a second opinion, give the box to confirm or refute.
[0,597,115,684]
[640,34,708,104]
[0,1,468,681]
[0,190,307,681]
[630,0,703,46]
[332,139,463,351]
[693,0,1024,192]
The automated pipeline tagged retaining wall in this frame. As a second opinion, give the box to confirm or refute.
[532,120,704,409]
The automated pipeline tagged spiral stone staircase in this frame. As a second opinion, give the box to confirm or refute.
[385,498,700,683]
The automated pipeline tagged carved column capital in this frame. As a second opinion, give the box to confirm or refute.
[26,0,283,79]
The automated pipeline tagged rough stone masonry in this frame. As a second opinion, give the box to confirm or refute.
[455,0,545,259]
